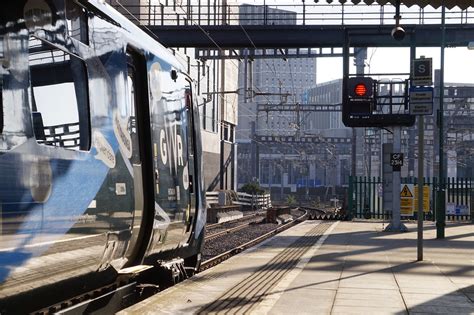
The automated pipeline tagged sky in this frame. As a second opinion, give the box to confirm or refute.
[317,47,474,85]
[232,1,474,85]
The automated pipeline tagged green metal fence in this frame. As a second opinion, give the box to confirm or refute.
[348,176,473,221]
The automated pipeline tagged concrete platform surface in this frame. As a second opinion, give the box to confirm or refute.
[119,220,474,315]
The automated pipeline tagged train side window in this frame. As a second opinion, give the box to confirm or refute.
[126,60,136,118]
[29,37,90,150]
[125,52,143,165]
[185,88,194,156]
[0,76,3,134]
[0,36,3,134]
[185,87,195,195]
[65,0,89,45]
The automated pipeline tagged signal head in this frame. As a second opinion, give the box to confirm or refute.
[348,77,373,99]
[354,83,368,97]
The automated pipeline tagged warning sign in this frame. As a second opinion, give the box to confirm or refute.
[400,184,414,216]
[400,185,414,197]
[414,185,430,213]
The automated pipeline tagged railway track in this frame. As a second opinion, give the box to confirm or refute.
[205,210,265,230]
[205,211,266,241]
[200,208,308,271]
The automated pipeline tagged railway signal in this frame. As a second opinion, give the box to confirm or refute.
[348,77,373,99]
[345,76,374,116]
[342,77,415,127]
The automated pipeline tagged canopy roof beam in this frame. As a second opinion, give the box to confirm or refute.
[146,24,474,48]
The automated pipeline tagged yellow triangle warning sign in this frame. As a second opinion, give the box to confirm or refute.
[400,185,413,197]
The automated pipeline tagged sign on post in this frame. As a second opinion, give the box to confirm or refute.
[400,184,414,216]
[414,185,430,213]
[390,153,403,172]
[409,86,434,115]
[446,203,470,215]
[412,57,432,86]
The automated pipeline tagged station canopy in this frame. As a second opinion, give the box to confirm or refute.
[321,0,473,10]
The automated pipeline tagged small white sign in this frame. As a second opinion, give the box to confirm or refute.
[116,183,127,196]
[446,203,469,215]
[410,87,433,115]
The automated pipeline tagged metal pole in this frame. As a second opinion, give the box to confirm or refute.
[352,129,357,177]
[368,129,372,177]
[263,0,267,25]
[243,49,248,104]
[417,116,424,261]
[343,31,355,179]
[392,126,403,230]
[302,0,306,25]
[436,4,446,239]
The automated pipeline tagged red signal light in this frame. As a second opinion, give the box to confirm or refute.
[348,77,373,98]
[354,83,368,97]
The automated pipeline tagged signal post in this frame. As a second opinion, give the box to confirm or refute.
[411,56,434,260]
[343,73,414,232]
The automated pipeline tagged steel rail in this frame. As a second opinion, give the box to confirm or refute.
[205,211,265,230]
[199,208,307,271]
[205,218,265,241]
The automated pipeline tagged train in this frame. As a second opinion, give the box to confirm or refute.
[0,0,206,313]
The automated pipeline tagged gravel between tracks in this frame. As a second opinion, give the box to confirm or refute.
[202,209,305,261]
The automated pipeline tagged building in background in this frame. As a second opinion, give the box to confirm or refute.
[305,79,352,186]
[237,4,318,198]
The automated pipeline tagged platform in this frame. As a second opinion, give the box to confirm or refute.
[119,220,474,315]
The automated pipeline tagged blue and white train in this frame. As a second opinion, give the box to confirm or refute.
[0,0,206,312]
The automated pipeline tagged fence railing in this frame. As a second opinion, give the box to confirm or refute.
[205,191,272,209]
[348,176,473,221]
[205,191,220,206]
[106,2,473,27]
[234,192,272,209]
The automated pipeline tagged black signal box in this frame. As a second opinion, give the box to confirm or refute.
[350,100,372,115]
[342,77,415,128]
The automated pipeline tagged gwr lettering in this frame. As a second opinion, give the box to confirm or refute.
[160,126,183,170]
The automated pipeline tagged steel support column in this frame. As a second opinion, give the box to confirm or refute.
[437,5,446,239]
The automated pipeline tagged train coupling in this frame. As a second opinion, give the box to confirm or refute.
[157,258,188,286]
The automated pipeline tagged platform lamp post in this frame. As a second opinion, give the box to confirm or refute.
[436,4,446,239]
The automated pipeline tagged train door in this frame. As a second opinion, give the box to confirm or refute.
[121,48,155,265]
[183,86,197,238]
[146,60,197,254]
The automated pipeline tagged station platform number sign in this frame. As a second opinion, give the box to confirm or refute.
[412,57,432,87]
[400,184,430,216]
